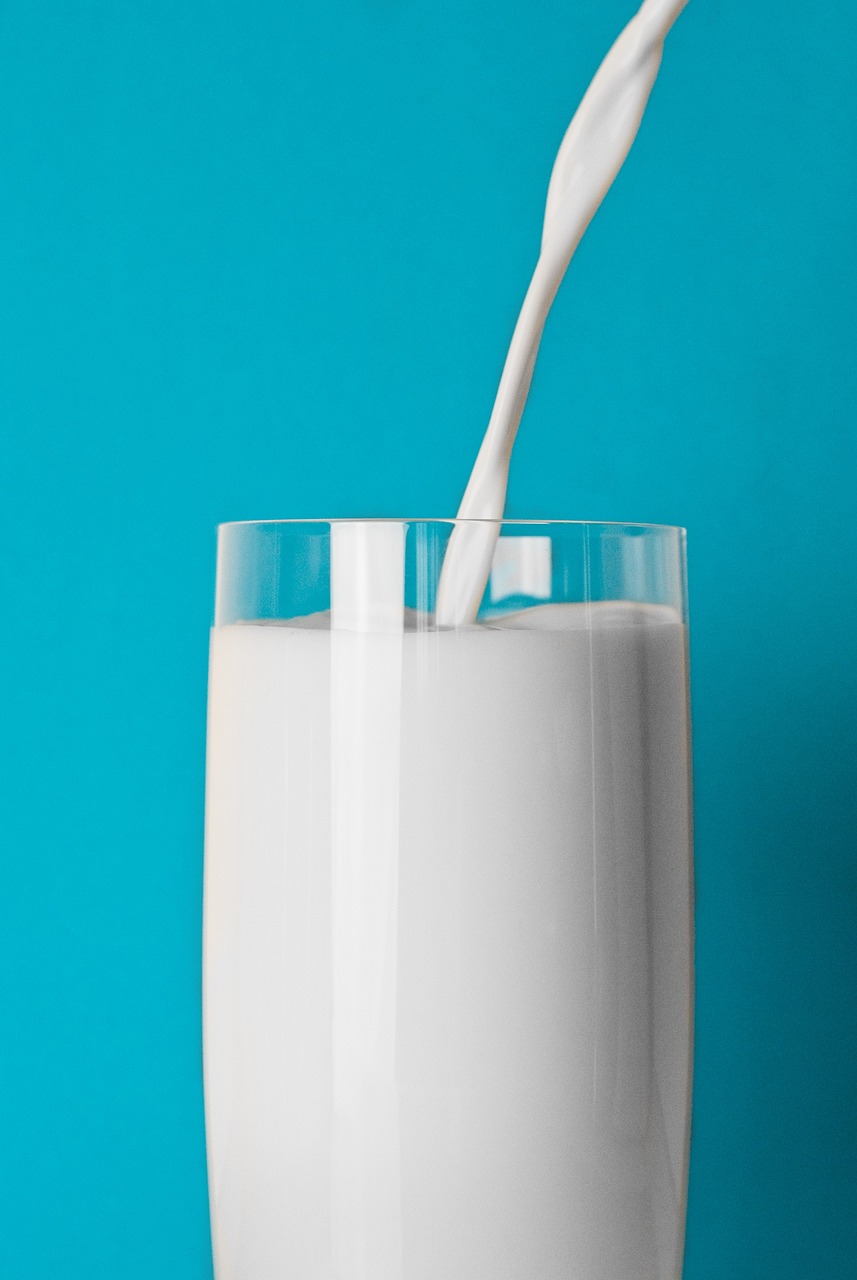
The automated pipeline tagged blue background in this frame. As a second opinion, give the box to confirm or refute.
[1,1,855,1275]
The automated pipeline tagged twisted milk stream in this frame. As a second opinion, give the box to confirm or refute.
[436,0,689,625]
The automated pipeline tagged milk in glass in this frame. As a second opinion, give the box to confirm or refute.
[204,600,692,1280]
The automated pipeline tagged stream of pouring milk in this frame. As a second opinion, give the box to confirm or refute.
[436,0,689,627]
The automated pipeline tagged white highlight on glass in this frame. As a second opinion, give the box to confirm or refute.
[330,523,406,1277]
[489,536,552,603]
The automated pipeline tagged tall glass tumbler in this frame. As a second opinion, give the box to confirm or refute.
[204,519,693,1280]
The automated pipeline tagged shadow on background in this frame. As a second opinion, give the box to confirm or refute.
[689,579,857,1274]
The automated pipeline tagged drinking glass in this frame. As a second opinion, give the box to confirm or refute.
[204,519,693,1280]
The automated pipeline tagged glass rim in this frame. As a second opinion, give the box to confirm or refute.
[217,517,686,535]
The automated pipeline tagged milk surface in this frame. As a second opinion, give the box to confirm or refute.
[204,602,692,1280]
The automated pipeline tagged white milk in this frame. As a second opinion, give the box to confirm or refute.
[204,602,692,1280]
[205,1,697,1270]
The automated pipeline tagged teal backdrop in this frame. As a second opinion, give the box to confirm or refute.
[1,1,855,1275]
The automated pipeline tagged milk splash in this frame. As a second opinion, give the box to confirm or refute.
[436,0,690,627]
